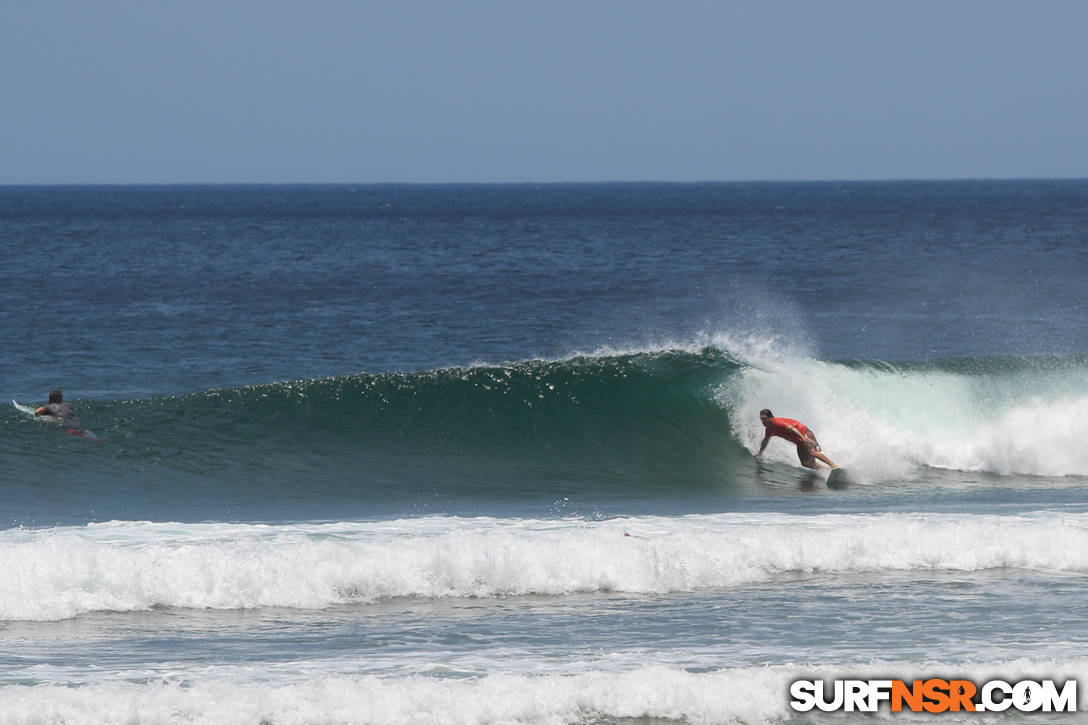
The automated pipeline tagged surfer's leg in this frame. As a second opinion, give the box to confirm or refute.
[801,433,837,469]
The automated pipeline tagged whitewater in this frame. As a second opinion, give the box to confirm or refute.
[5,511,1088,622]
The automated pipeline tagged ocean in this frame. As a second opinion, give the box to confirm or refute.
[2,181,1088,723]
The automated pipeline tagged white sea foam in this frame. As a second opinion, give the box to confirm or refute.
[2,658,1087,725]
[4,512,1088,621]
[717,346,1088,479]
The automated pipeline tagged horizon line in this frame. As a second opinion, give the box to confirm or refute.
[2,175,1087,188]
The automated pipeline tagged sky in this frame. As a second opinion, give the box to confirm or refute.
[3,0,1087,184]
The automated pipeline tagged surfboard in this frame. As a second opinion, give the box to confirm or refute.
[12,400,45,417]
[826,467,851,488]
[12,399,99,440]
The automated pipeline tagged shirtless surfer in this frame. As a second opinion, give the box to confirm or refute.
[755,409,838,469]
[35,389,81,429]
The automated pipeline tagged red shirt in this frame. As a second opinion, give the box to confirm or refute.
[763,417,810,445]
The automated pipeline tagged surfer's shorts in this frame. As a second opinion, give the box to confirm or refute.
[795,433,821,460]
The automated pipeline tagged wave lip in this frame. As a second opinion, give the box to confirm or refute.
[4,512,1088,621]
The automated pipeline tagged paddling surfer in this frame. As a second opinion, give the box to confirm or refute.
[35,389,81,429]
[756,409,838,469]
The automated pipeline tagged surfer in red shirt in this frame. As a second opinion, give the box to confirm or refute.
[756,409,838,469]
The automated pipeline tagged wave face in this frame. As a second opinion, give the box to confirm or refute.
[5,346,1088,524]
[3,350,743,523]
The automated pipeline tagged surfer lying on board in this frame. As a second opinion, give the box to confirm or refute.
[35,389,81,429]
[756,409,838,469]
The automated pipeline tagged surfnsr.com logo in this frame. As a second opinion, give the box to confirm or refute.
[789,678,1077,713]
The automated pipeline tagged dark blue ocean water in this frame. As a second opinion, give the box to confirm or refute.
[4,182,1086,399]
[2,181,1088,723]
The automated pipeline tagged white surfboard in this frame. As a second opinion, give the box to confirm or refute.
[12,399,99,440]
[12,399,44,417]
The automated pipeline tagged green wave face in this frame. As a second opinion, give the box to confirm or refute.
[3,350,744,513]
[8,350,1088,525]
[164,349,745,496]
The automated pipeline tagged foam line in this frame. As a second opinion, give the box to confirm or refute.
[2,658,1086,725]
[5,512,1088,620]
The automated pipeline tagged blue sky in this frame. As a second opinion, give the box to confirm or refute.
[3,1,1086,183]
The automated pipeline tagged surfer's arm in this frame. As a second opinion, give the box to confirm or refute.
[756,434,770,456]
[34,406,47,416]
